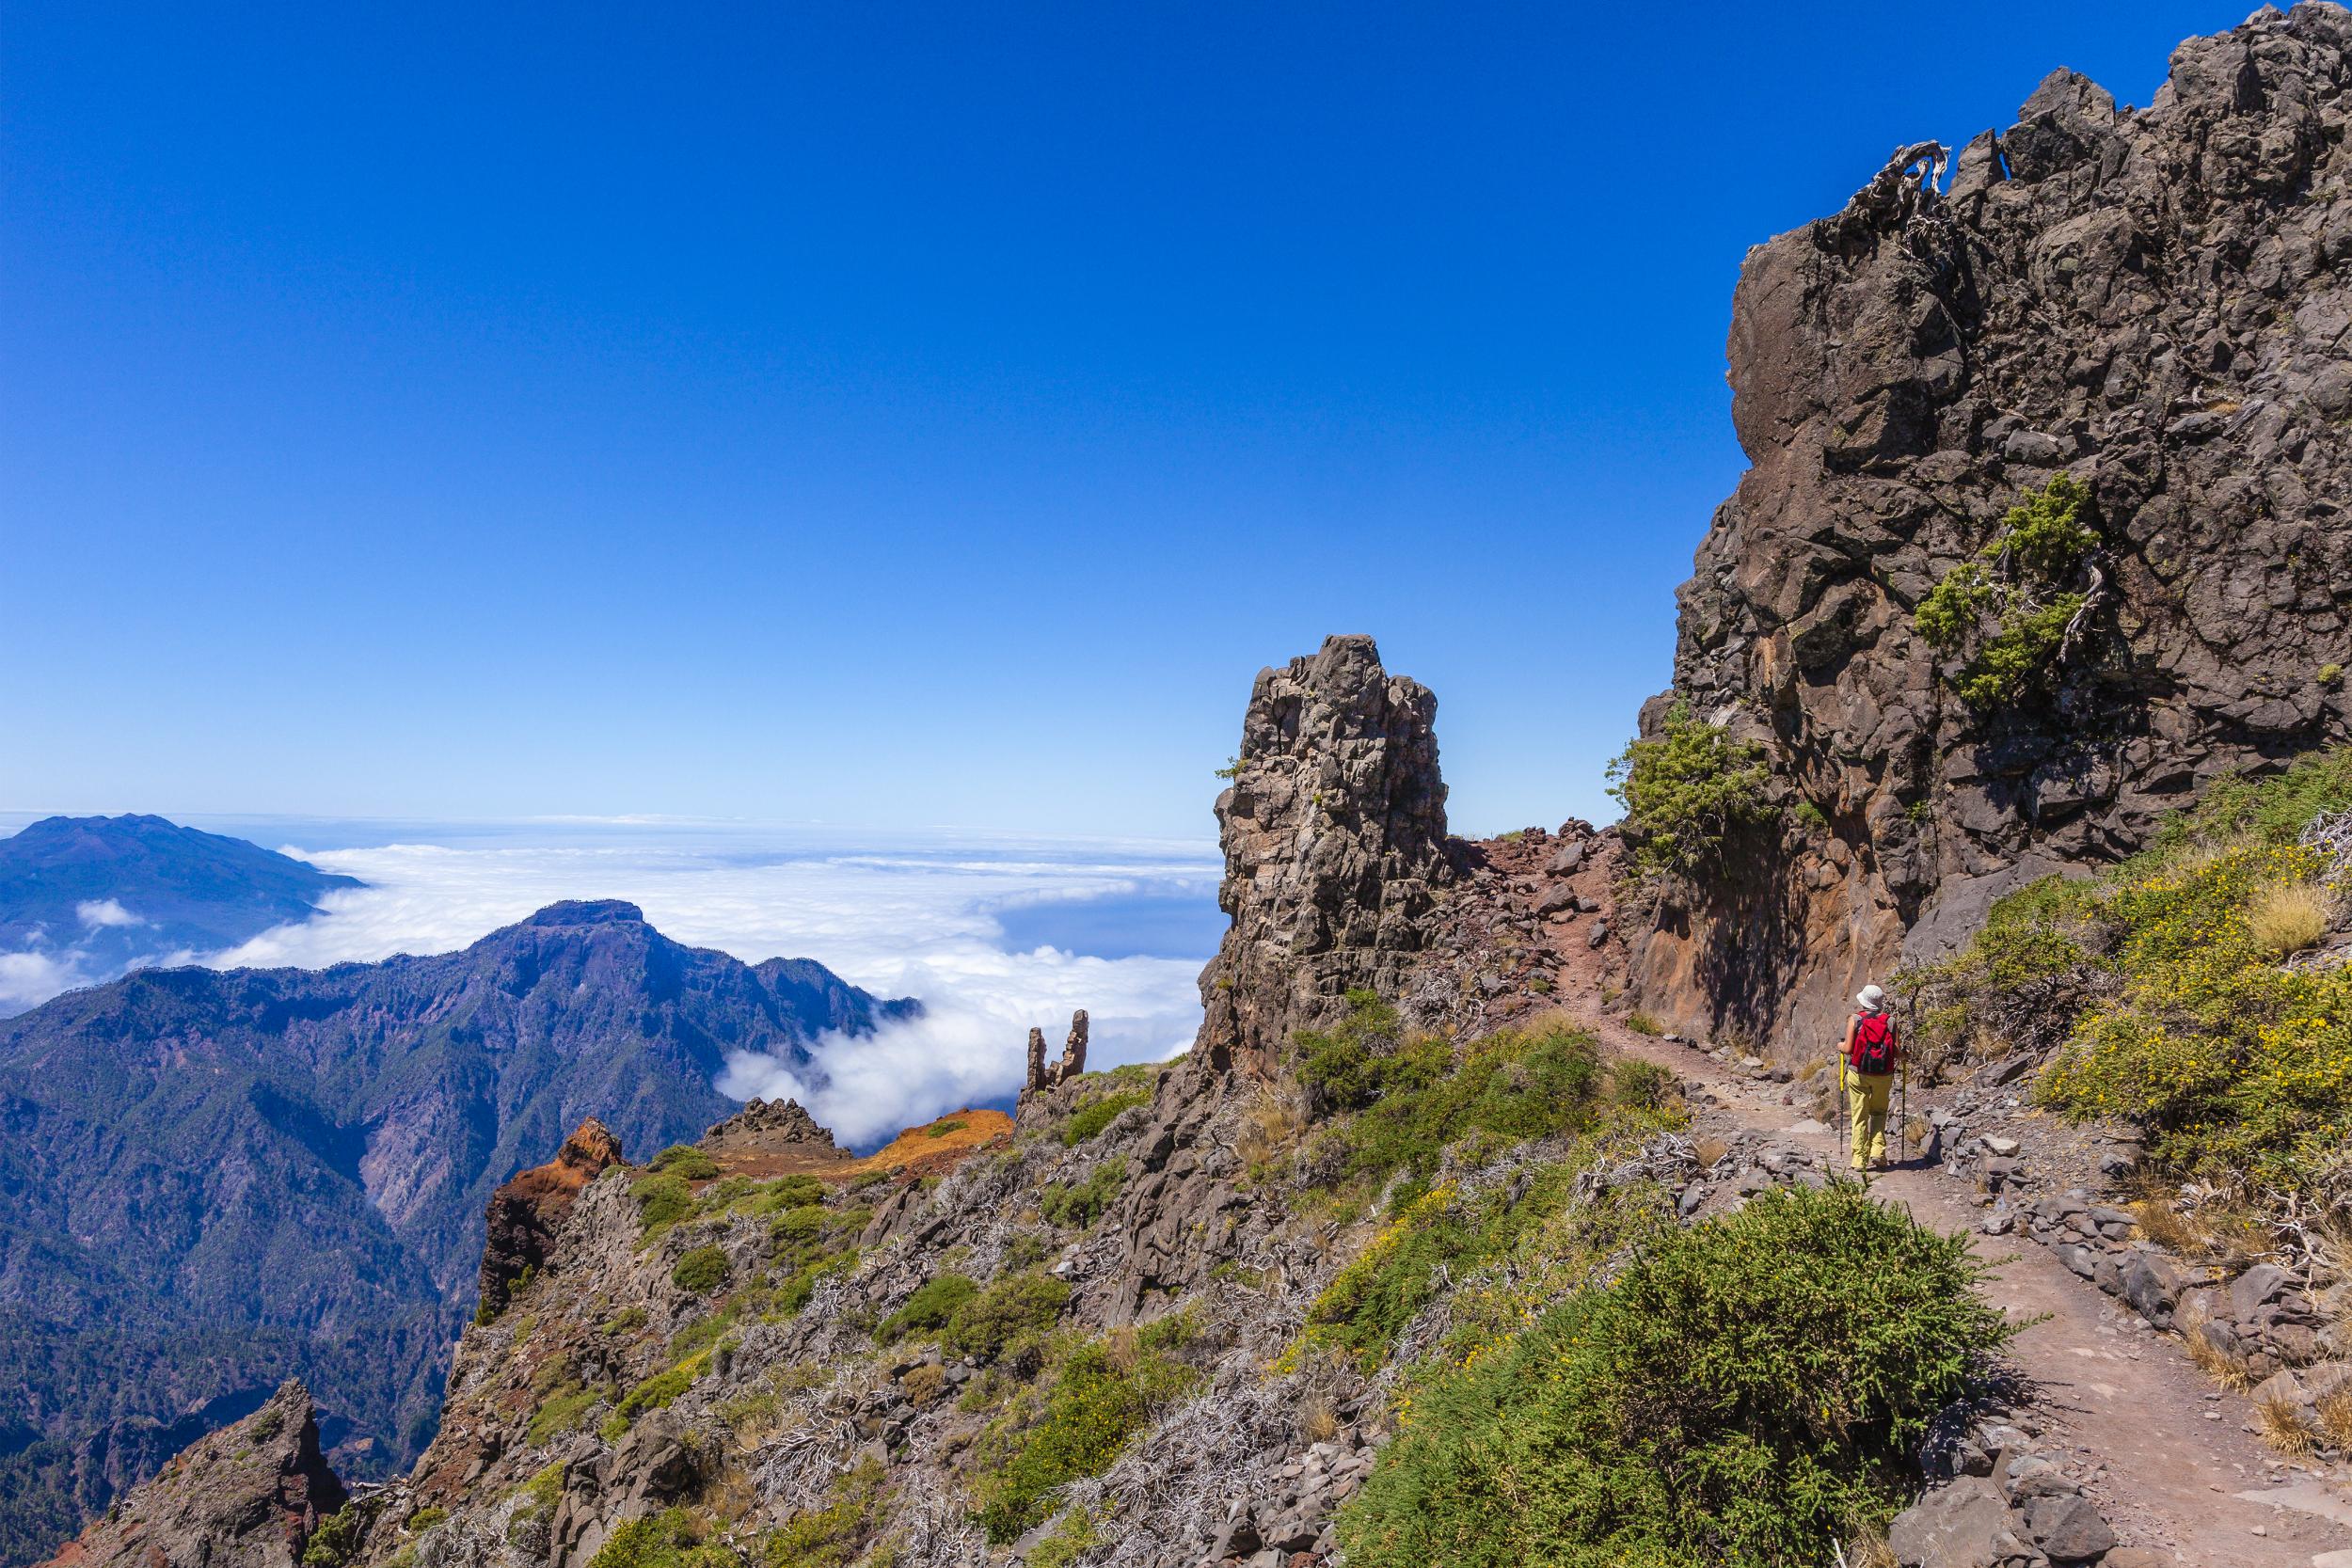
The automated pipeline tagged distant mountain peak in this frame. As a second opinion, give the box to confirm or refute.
[516,898,644,928]
[0,815,368,1016]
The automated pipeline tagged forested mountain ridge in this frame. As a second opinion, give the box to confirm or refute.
[0,899,915,1566]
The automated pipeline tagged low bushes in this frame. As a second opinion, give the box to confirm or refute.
[756,1458,886,1568]
[587,1508,733,1568]
[614,1366,692,1422]
[1063,1087,1150,1146]
[879,1274,978,1341]
[944,1271,1071,1365]
[630,1173,694,1236]
[670,1246,728,1294]
[1907,748,2352,1198]
[1039,1158,1126,1229]
[1339,1183,2005,1568]
[525,1382,603,1446]
[968,1333,1200,1543]
[646,1146,723,1180]
[1295,994,1607,1212]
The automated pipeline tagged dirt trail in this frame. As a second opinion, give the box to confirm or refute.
[1537,938,2352,1565]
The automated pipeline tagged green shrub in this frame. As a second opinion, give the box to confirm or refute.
[879,1273,978,1341]
[1610,1058,1676,1111]
[302,1507,365,1568]
[1039,1157,1127,1229]
[945,1271,1072,1363]
[1299,1006,1608,1212]
[1622,1010,1662,1037]
[970,1339,1200,1542]
[2153,745,2352,852]
[1063,1088,1151,1146]
[1339,1183,2006,1568]
[630,1173,693,1235]
[1028,1507,1104,1568]
[602,1307,649,1337]
[769,1203,826,1254]
[1901,747,2352,1197]
[516,1462,564,1521]
[526,1382,602,1447]
[670,1245,728,1294]
[926,1118,968,1138]
[772,1247,859,1318]
[1296,989,1405,1112]
[1606,701,1775,876]
[615,1367,692,1422]
[405,1509,447,1536]
[1308,1167,1580,1369]
[646,1146,723,1180]
[1915,475,2100,708]
[587,1508,733,1568]
[753,1174,828,1211]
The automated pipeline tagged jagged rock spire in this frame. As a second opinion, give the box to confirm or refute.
[1193,634,1451,1078]
[1020,1009,1091,1099]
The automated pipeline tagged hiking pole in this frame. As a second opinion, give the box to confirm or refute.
[1836,1050,1849,1171]
[1898,1057,1909,1167]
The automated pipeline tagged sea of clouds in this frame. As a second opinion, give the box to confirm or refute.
[3,823,1224,1147]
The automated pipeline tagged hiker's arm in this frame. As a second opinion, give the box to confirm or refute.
[1837,1016,1854,1067]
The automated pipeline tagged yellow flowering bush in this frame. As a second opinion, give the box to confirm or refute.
[2034,839,2352,1188]
[1922,745,2352,1194]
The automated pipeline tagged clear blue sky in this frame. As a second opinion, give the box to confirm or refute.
[1,2,2249,838]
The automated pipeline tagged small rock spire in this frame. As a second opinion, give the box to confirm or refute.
[1021,1010,1091,1096]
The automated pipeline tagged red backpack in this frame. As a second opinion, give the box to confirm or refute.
[1849,1011,1897,1074]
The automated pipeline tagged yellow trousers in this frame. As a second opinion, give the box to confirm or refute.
[1842,1066,1894,1169]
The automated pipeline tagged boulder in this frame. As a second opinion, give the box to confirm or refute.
[2022,1493,2116,1562]
[1888,1476,2014,1568]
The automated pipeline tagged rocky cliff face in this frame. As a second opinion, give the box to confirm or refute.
[39,1384,346,1568]
[1631,2,2352,1052]
[1192,635,1452,1079]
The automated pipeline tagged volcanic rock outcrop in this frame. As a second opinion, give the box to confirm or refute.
[1630,2,2352,1051]
[1191,634,1452,1079]
[39,1384,346,1568]
[479,1119,628,1318]
[1020,1010,1090,1098]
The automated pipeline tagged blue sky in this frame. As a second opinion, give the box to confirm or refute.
[2,2,2249,838]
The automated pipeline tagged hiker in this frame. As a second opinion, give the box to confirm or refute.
[1839,983,1901,1173]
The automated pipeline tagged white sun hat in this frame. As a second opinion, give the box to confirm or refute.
[1855,984,1886,1013]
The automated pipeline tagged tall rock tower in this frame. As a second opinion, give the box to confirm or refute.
[1191,634,1453,1078]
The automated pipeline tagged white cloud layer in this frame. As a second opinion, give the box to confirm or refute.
[166,831,1220,1147]
[76,898,142,928]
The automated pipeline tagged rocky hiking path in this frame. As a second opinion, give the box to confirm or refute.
[1613,1015,2352,1567]
[1437,827,2352,1563]
[1462,829,2352,1566]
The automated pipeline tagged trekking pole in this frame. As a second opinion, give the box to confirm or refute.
[1836,1051,1849,1171]
[1898,1057,1909,1167]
